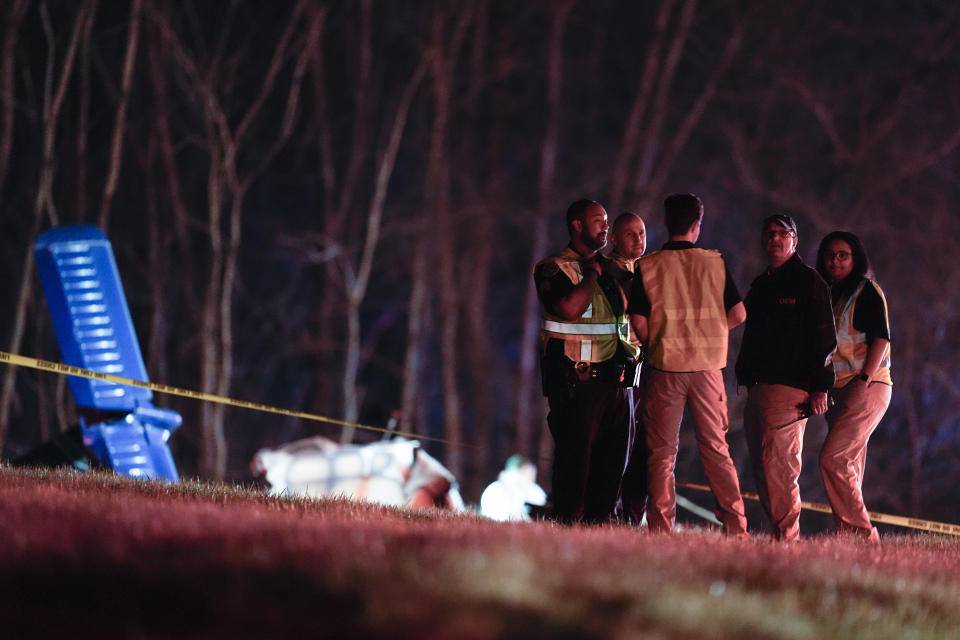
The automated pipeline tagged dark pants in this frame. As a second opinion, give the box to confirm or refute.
[546,379,635,523]
[618,365,649,524]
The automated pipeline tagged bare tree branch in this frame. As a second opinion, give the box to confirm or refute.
[98,0,141,229]
[631,0,696,195]
[0,0,29,196]
[609,0,676,212]
[645,14,748,203]
[341,60,426,439]
[1,0,92,447]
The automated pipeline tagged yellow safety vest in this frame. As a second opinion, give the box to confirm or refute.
[638,248,728,372]
[609,253,637,274]
[537,248,639,363]
[608,253,642,349]
[833,279,892,388]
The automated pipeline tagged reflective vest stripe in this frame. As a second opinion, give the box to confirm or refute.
[580,340,592,361]
[542,320,623,335]
[833,359,864,372]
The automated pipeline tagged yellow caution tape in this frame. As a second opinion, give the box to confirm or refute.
[677,481,960,537]
[0,350,459,447]
[6,349,958,536]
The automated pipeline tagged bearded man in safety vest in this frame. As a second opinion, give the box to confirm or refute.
[534,199,641,524]
[626,193,749,535]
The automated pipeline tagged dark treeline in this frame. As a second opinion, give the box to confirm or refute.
[1,1,958,524]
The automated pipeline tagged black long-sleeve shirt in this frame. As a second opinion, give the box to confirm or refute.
[735,253,837,392]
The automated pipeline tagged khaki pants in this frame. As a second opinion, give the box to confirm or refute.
[744,383,808,540]
[643,369,747,534]
[821,380,891,537]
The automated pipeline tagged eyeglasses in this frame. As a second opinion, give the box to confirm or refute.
[763,229,795,240]
[826,251,852,261]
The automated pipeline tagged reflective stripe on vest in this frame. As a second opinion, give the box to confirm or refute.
[542,320,623,335]
[834,278,892,387]
[639,248,728,372]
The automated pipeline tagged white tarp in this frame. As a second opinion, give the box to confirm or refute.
[251,436,464,511]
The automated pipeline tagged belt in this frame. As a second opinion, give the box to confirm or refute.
[573,359,626,383]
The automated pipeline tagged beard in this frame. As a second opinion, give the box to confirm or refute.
[585,230,607,251]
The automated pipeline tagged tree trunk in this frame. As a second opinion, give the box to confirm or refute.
[341,62,425,441]
[0,0,28,195]
[609,0,675,212]
[423,4,474,478]
[0,0,88,449]
[98,0,141,229]
[515,0,572,471]
[400,246,429,437]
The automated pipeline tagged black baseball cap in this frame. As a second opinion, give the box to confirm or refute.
[762,213,798,236]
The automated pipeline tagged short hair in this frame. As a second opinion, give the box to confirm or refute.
[815,230,873,282]
[612,212,643,234]
[566,199,600,235]
[663,193,703,236]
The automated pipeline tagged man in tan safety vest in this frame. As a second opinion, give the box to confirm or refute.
[534,199,641,524]
[626,193,748,535]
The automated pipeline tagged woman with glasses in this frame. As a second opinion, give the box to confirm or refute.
[815,231,892,544]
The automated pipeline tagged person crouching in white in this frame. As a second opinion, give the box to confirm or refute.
[480,455,547,521]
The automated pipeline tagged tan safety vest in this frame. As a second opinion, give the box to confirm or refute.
[538,248,639,363]
[833,279,892,388]
[638,248,728,372]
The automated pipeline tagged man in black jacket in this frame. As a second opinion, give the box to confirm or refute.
[735,213,837,540]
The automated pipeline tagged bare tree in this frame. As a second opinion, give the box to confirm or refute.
[97,0,142,229]
[301,1,370,426]
[151,1,313,477]
[74,0,96,223]
[515,0,573,481]
[0,0,90,449]
[0,0,29,194]
[338,61,426,441]
[459,0,496,495]
[418,2,476,477]
[611,0,748,214]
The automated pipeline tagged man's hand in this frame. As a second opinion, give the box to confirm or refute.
[809,391,828,415]
[581,256,602,278]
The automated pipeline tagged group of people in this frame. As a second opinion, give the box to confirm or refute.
[534,195,892,543]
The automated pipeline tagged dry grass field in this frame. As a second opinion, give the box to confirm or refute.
[1,466,958,639]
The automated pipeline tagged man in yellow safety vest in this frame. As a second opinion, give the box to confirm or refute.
[626,193,749,535]
[534,199,641,524]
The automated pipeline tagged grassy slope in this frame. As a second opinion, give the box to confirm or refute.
[1,467,958,639]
